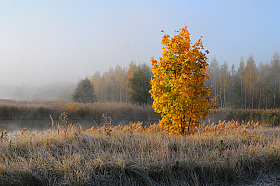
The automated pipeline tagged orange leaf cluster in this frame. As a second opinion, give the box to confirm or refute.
[150,26,219,135]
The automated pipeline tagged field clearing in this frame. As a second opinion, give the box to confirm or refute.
[1,99,280,128]
[0,99,160,121]
[1,120,280,185]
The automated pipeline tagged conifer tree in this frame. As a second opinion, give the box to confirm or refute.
[128,63,152,106]
[72,78,95,103]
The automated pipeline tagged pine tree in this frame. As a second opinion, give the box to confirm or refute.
[128,63,152,106]
[72,78,95,103]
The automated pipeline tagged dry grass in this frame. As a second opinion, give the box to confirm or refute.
[0,99,160,121]
[1,99,280,126]
[1,120,280,185]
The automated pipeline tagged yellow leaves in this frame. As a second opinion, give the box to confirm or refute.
[150,57,158,66]
[161,34,170,46]
[150,25,219,135]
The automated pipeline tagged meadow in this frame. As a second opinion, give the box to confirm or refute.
[1,99,280,126]
[1,118,280,185]
[0,99,160,121]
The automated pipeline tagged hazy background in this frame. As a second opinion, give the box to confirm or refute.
[1,0,280,98]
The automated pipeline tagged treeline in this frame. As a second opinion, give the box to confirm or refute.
[89,52,280,110]
[206,52,280,109]
[91,62,152,106]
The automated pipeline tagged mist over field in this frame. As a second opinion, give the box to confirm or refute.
[0,82,75,100]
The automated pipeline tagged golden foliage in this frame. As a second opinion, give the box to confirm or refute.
[150,26,219,134]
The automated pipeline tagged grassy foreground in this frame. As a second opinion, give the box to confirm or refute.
[1,120,280,185]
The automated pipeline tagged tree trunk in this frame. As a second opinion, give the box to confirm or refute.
[252,89,254,109]
[120,84,122,102]
[223,83,226,107]
[259,83,261,109]
[245,90,246,109]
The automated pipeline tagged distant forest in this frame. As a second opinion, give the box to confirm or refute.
[91,52,280,109]
[91,61,152,106]
[1,52,279,110]
[206,52,280,109]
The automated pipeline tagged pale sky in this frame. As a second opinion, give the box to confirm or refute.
[1,0,280,85]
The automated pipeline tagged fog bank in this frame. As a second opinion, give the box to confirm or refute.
[0,82,76,100]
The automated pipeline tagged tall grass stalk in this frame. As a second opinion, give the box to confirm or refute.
[0,120,280,185]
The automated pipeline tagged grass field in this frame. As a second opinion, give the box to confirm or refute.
[0,99,160,121]
[1,99,280,128]
[1,119,280,185]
